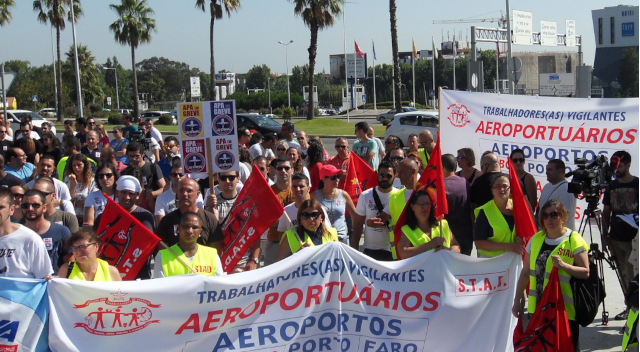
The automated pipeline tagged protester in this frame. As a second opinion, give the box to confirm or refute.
[397,188,461,258]
[326,138,350,189]
[84,163,119,227]
[154,212,224,277]
[536,159,576,230]
[58,231,122,281]
[27,154,74,213]
[312,164,356,244]
[274,140,289,158]
[158,136,180,179]
[264,157,296,265]
[238,127,252,148]
[121,114,138,140]
[0,124,13,157]
[281,122,300,150]
[63,120,76,138]
[145,119,163,148]
[382,135,402,160]
[512,199,589,351]
[379,159,420,228]
[469,152,502,209]
[417,129,435,167]
[474,174,524,258]
[0,187,53,279]
[455,147,482,184]
[407,134,420,156]
[21,189,71,273]
[352,161,398,260]
[14,121,42,164]
[0,154,24,188]
[387,147,406,189]
[276,199,339,261]
[57,136,97,181]
[5,147,34,182]
[122,143,166,204]
[353,121,377,169]
[95,123,110,148]
[74,118,88,145]
[307,139,325,193]
[253,156,274,186]
[41,131,63,165]
[367,126,385,163]
[81,131,101,161]
[442,154,474,255]
[155,165,203,224]
[100,145,127,174]
[64,153,97,224]
[9,185,27,223]
[249,132,276,161]
[31,177,80,234]
[110,126,129,165]
[510,148,537,212]
[287,147,310,181]
[86,117,97,131]
[277,173,331,231]
[296,130,309,164]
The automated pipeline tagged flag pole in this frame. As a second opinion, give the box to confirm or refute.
[372,39,377,110]
[354,39,357,110]
[412,38,416,106]
[432,44,436,109]
[452,34,456,90]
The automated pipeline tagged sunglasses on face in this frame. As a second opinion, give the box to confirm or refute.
[219,175,237,182]
[390,156,404,162]
[335,145,347,149]
[96,173,114,179]
[456,156,466,160]
[277,148,286,152]
[511,157,525,163]
[385,140,396,145]
[301,211,322,220]
[541,211,560,220]
[378,173,393,179]
[170,172,184,177]
[21,203,42,209]
[276,166,291,171]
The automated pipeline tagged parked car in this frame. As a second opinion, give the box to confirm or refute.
[140,110,177,125]
[376,106,418,125]
[5,110,56,135]
[237,113,295,136]
[37,108,56,118]
[384,111,439,146]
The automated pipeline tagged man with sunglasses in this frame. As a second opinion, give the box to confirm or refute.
[154,165,203,225]
[253,156,274,186]
[86,118,96,131]
[469,152,502,210]
[536,159,575,230]
[21,189,71,273]
[417,129,435,168]
[31,177,80,234]
[0,187,53,279]
[27,154,74,214]
[0,125,13,157]
[122,143,166,204]
[158,136,181,180]
[327,138,350,189]
[264,157,296,266]
[352,161,398,261]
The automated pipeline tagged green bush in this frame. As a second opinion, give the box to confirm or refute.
[158,114,174,125]
[107,113,122,125]
[282,107,295,120]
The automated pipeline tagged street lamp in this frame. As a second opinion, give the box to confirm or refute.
[278,40,294,108]
[102,66,120,110]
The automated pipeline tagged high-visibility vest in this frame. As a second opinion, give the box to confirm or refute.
[528,230,588,321]
[285,227,338,254]
[418,148,430,168]
[387,188,410,259]
[623,308,639,351]
[68,258,112,281]
[474,200,516,257]
[160,244,218,277]
[401,220,451,249]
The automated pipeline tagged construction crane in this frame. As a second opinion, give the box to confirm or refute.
[432,12,507,28]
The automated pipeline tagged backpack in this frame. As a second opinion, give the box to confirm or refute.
[569,233,606,327]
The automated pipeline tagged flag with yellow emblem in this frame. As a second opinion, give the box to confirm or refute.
[343,152,379,206]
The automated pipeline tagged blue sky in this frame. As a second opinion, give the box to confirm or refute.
[0,0,630,75]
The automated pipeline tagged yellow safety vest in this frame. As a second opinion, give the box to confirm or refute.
[623,308,639,351]
[418,148,430,168]
[285,227,338,254]
[401,220,451,249]
[68,258,113,281]
[474,200,516,257]
[528,230,588,321]
[387,188,411,259]
[160,244,218,277]
[57,156,97,181]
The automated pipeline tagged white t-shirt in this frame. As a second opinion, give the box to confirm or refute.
[277,202,332,233]
[287,139,301,151]
[0,225,54,278]
[537,180,576,230]
[84,190,115,221]
[153,251,225,278]
[249,143,275,160]
[150,127,163,145]
[356,186,397,251]
[238,163,250,183]
[16,131,41,140]
[154,188,204,216]
[27,176,72,205]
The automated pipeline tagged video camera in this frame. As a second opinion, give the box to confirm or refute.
[130,130,151,150]
[566,155,618,211]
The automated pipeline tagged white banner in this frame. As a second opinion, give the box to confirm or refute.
[0,278,50,352]
[439,90,639,221]
[48,243,521,352]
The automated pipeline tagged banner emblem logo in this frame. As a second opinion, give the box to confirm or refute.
[182,117,202,137]
[446,102,471,128]
[73,289,160,336]
[215,151,235,170]
[212,115,234,135]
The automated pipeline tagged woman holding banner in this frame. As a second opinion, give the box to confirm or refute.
[397,189,460,258]
[473,174,524,258]
[512,199,589,351]
[153,212,224,278]
[58,231,121,281]
[276,199,339,261]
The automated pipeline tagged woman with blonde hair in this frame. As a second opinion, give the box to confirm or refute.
[58,231,121,281]
[64,153,97,224]
[96,123,110,148]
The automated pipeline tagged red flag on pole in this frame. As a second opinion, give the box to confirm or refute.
[354,40,365,58]
[343,152,378,207]
[220,165,284,272]
[513,268,574,351]
[508,160,537,245]
[392,133,448,259]
[96,195,161,280]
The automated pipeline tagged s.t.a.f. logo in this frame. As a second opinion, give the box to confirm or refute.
[446,102,471,128]
[73,289,160,336]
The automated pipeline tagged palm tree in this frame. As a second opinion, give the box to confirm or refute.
[33,0,83,122]
[389,0,401,112]
[65,44,104,106]
[109,0,156,120]
[0,0,15,26]
[195,0,240,101]
[293,0,344,120]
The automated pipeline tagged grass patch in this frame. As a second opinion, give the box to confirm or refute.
[294,118,385,137]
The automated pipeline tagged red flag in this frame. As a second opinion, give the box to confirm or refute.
[509,160,536,245]
[343,152,378,207]
[96,194,161,280]
[220,165,284,272]
[513,268,574,351]
[392,133,448,259]
[354,40,365,58]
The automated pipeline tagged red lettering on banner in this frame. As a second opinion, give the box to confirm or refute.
[176,314,200,334]
[305,285,323,307]
[221,307,241,327]
[202,310,223,332]
[373,289,392,309]
[455,271,509,297]
[423,292,441,312]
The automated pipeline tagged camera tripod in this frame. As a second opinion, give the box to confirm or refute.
[577,206,627,325]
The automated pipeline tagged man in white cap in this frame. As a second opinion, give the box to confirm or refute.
[94,175,156,280]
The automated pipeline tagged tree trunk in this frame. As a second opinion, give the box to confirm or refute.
[389,0,402,113]
[209,2,215,100]
[55,23,63,122]
[307,23,318,120]
[131,45,139,120]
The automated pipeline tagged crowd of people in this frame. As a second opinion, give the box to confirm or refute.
[0,114,637,350]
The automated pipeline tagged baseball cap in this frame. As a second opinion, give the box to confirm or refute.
[319,164,343,179]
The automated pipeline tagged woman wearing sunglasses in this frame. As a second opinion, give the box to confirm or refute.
[312,164,356,244]
[64,153,97,224]
[276,199,338,261]
[455,147,481,185]
[84,163,119,227]
[474,174,525,258]
[397,188,461,258]
[58,231,122,281]
[512,199,589,351]
[510,148,537,212]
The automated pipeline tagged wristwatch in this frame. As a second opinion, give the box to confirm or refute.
[251,258,259,264]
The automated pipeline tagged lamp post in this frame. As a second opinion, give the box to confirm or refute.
[278,40,294,108]
[70,2,83,117]
[102,66,120,110]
